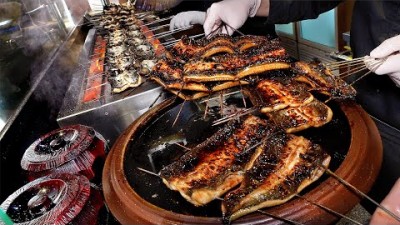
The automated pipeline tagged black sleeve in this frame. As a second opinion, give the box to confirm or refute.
[266,0,343,24]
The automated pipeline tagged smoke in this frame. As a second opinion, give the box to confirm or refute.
[32,44,81,119]
[22,0,89,119]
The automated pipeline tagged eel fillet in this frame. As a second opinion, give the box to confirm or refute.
[292,61,356,99]
[160,115,275,206]
[222,132,331,223]
[268,99,333,133]
[252,78,314,113]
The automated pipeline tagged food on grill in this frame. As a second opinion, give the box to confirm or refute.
[150,35,295,99]
[222,132,331,223]
[151,34,356,103]
[160,115,274,206]
[249,78,314,113]
[268,99,333,133]
[135,0,183,11]
[98,7,159,93]
[292,61,356,99]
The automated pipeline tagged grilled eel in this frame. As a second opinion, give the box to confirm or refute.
[168,35,282,63]
[160,115,275,206]
[222,132,331,223]
[247,77,314,113]
[168,35,235,63]
[182,48,290,83]
[268,99,333,133]
[292,61,356,99]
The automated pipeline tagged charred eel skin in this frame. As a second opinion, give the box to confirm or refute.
[222,132,331,223]
[160,115,276,206]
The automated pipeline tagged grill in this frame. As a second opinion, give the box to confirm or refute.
[57,11,177,144]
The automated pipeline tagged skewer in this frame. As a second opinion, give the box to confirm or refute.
[325,56,365,66]
[173,143,191,152]
[256,210,305,225]
[325,168,400,222]
[295,194,363,225]
[223,23,245,36]
[122,80,146,98]
[337,64,369,78]
[84,82,108,91]
[137,167,160,177]
[214,197,306,225]
[137,164,363,225]
[349,58,387,86]
[172,100,186,127]
[212,107,257,126]
[84,72,107,79]
[136,167,306,224]
[205,23,225,39]
[163,33,205,48]
[148,91,164,109]
[140,16,173,27]
[142,24,169,34]
[238,82,247,108]
[200,90,242,104]
[153,26,194,39]
[219,91,225,116]
[203,96,211,120]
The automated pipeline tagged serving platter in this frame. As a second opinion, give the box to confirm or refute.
[102,94,382,225]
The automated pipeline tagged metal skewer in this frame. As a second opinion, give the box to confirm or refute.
[137,167,160,177]
[163,33,205,47]
[214,197,305,225]
[142,24,170,34]
[349,57,387,86]
[295,194,363,225]
[140,16,173,27]
[172,100,186,127]
[212,107,257,126]
[173,143,192,152]
[153,26,194,39]
[325,169,400,223]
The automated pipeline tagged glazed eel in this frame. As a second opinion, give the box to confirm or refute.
[160,115,275,206]
[222,132,331,223]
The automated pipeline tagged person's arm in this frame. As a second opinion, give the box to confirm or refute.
[365,35,400,87]
[169,11,206,30]
[265,0,342,24]
[203,0,342,36]
[370,178,400,224]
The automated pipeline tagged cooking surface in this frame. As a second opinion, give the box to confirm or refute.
[0,3,397,225]
[123,95,351,218]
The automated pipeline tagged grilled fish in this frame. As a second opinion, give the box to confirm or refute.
[249,78,314,113]
[160,115,275,206]
[293,61,356,99]
[268,99,333,133]
[222,132,331,223]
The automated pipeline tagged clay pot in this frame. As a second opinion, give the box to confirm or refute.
[103,98,382,225]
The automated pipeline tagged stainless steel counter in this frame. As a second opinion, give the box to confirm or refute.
[0,0,90,140]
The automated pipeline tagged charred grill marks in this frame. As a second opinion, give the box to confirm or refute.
[222,133,331,222]
[160,115,274,206]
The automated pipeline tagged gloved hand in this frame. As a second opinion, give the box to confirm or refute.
[203,0,261,36]
[370,178,400,225]
[365,35,400,87]
[169,11,206,31]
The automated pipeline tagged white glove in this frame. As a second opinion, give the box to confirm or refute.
[169,11,206,31]
[203,0,261,36]
[366,35,400,87]
[370,179,400,225]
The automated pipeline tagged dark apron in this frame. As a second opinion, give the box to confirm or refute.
[350,0,400,206]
